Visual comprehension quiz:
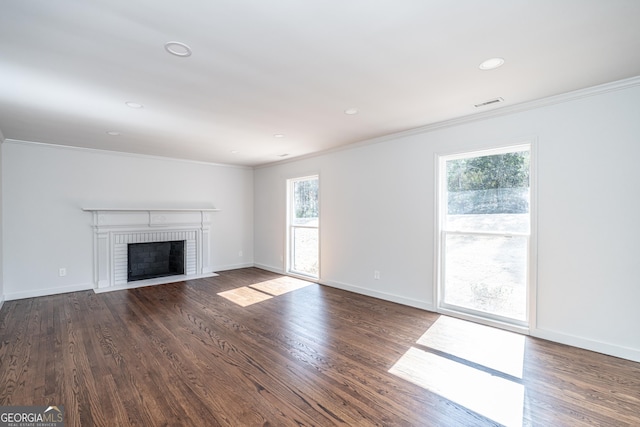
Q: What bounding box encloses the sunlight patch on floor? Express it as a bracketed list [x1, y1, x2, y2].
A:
[218, 277, 313, 307]
[250, 278, 312, 296]
[389, 316, 527, 427]
[217, 287, 273, 307]
[390, 346, 524, 427]
[417, 316, 525, 378]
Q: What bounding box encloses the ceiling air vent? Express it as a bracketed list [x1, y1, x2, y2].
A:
[474, 97, 504, 108]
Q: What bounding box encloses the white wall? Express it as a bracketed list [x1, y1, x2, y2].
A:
[254, 81, 640, 362]
[0, 131, 4, 308]
[2, 141, 253, 300]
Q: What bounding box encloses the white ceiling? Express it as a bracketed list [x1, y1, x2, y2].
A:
[1, 1, 639, 167]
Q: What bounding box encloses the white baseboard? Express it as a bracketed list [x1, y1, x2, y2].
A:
[253, 263, 285, 275]
[93, 272, 219, 294]
[320, 279, 435, 312]
[5, 282, 94, 301]
[212, 262, 255, 272]
[251, 264, 435, 311]
[5, 266, 637, 363]
[531, 327, 640, 363]
[318, 275, 640, 363]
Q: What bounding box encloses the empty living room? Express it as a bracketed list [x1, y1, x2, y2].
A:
[1, 1, 639, 426]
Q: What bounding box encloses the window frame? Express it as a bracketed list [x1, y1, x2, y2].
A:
[286, 174, 320, 279]
[434, 141, 537, 333]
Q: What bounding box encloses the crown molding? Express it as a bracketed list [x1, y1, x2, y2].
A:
[255, 75, 640, 169]
[401, 75, 640, 136]
[2, 139, 253, 170]
[5, 75, 639, 171]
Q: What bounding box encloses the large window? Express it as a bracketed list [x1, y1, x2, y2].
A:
[438, 144, 532, 327]
[287, 175, 319, 278]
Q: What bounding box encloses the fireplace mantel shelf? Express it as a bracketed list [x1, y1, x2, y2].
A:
[82, 208, 220, 212]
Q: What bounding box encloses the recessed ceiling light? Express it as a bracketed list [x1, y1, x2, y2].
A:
[164, 41, 192, 57]
[106, 131, 121, 136]
[344, 107, 359, 115]
[125, 101, 143, 109]
[479, 57, 505, 70]
[273, 134, 285, 138]
[230, 150, 239, 154]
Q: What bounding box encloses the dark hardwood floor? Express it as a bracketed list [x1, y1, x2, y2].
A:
[1, 268, 639, 426]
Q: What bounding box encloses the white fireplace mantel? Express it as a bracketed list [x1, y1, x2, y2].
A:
[83, 207, 220, 292]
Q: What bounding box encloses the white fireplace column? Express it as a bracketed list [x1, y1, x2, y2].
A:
[83, 208, 220, 292]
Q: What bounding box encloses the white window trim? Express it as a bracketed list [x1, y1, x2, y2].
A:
[286, 174, 320, 280]
[433, 139, 538, 334]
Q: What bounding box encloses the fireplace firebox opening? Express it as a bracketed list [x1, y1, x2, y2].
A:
[127, 240, 185, 282]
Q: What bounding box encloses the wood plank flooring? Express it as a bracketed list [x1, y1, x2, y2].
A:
[1, 268, 639, 426]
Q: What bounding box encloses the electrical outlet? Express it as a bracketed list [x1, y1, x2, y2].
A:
[239, 250, 243, 257]
[374, 270, 380, 280]
[59, 268, 67, 277]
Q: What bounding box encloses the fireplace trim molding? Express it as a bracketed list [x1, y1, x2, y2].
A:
[83, 208, 220, 293]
